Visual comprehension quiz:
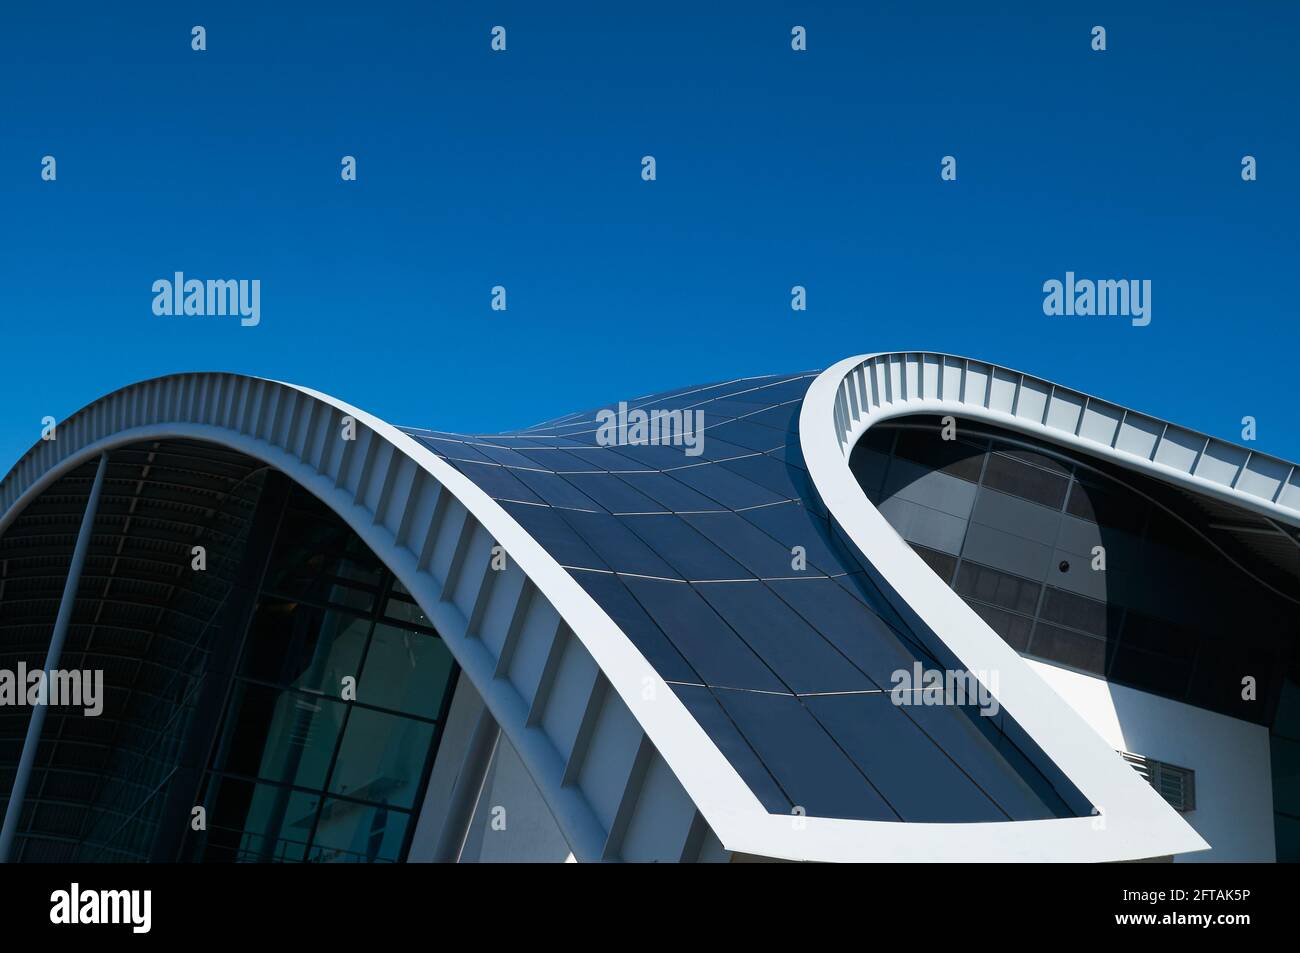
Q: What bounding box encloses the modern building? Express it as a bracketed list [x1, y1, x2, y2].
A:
[0, 352, 1295, 863]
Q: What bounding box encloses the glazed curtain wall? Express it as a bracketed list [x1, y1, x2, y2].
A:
[0, 448, 459, 863]
[183, 481, 459, 863]
[852, 417, 1297, 726]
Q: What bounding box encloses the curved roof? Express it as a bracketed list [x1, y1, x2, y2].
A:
[398, 373, 1091, 829]
[5, 353, 1278, 861]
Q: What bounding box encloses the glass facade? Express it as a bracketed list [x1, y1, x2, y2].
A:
[184, 482, 458, 863]
[10, 380, 1292, 859]
[853, 416, 1297, 726]
[854, 415, 1300, 861]
[0, 444, 459, 863]
[0, 443, 277, 862]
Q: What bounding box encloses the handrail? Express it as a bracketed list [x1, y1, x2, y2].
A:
[820, 351, 1299, 528]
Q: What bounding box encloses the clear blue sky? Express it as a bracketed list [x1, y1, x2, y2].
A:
[2, 2, 1296, 471]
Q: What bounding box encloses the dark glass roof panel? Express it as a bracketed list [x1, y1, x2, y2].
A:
[619, 576, 784, 693]
[389, 372, 1092, 824]
[620, 513, 752, 581]
[693, 581, 875, 694]
[802, 693, 1008, 822]
[709, 687, 899, 822]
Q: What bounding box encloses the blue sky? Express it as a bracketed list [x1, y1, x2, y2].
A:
[2, 2, 1296, 470]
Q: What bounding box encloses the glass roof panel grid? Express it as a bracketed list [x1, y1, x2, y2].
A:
[590, 442, 704, 471]
[692, 580, 877, 694]
[898, 702, 1070, 821]
[508, 447, 607, 473]
[803, 693, 1010, 823]
[765, 442, 811, 472]
[708, 686, 900, 822]
[669, 684, 791, 813]
[660, 436, 763, 465]
[664, 462, 787, 510]
[558, 472, 671, 514]
[736, 402, 803, 435]
[738, 500, 859, 574]
[442, 459, 546, 506]
[619, 575, 786, 693]
[718, 452, 819, 503]
[497, 501, 611, 572]
[610, 471, 728, 513]
[766, 577, 938, 685]
[508, 468, 605, 511]
[408, 434, 497, 464]
[453, 442, 549, 470]
[679, 511, 823, 580]
[395, 378, 1108, 829]
[618, 513, 754, 581]
[700, 418, 796, 452]
[664, 397, 776, 418]
[570, 570, 699, 684]
[552, 509, 685, 579]
[557, 444, 679, 472]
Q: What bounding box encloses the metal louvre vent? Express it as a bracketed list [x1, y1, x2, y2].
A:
[1121, 751, 1196, 812]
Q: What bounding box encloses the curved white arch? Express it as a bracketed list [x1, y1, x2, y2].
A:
[0, 374, 757, 862]
[812, 352, 1300, 528]
[798, 351, 1300, 862]
[0, 367, 1220, 861]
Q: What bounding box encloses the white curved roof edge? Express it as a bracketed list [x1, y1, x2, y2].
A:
[0, 375, 758, 862]
[0, 369, 1215, 862]
[800, 351, 1300, 863]
[824, 351, 1300, 529]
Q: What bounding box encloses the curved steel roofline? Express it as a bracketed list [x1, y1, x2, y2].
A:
[820, 352, 1300, 529]
[0, 373, 764, 862]
[800, 351, 1297, 862]
[0, 365, 1221, 861]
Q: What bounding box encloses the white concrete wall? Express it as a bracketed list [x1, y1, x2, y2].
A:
[460, 735, 573, 863]
[1029, 660, 1276, 862]
[408, 675, 573, 863]
[406, 674, 490, 862]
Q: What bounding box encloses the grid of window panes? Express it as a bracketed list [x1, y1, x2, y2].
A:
[186, 484, 457, 863]
[400, 376, 1092, 825]
[853, 418, 1294, 725]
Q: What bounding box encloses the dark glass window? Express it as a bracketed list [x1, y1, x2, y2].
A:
[858, 426, 895, 455]
[968, 602, 1034, 652]
[1028, 622, 1108, 675]
[1000, 447, 1069, 476]
[186, 483, 458, 863]
[357, 624, 454, 719]
[261, 520, 383, 614]
[893, 429, 985, 483]
[955, 561, 1040, 616]
[1108, 647, 1193, 697]
[216, 682, 346, 790]
[382, 591, 434, 630]
[1118, 612, 1199, 661]
[201, 777, 320, 863]
[309, 798, 410, 863]
[856, 416, 1296, 736]
[239, 602, 370, 694]
[1065, 478, 1147, 534]
[327, 708, 437, 809]
[981, 452, 1069, 510]
[1039, 587, 1115, 638]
